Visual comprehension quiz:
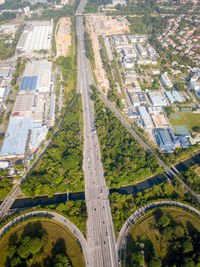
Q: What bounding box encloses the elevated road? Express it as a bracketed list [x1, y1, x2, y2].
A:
[76, 7, 118, 267]
[0, 210, 89, 265]
[116, 200, 200, 263]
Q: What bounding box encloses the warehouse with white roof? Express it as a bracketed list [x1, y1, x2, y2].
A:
[138, 106, 153, 129]
[16, 21, 53, 56]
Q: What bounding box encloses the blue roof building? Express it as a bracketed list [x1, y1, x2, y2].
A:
[154, 128, 175, 152]
[165, 91, 184, 103]
[20, 76, 38, 91]
[178, 136, 190, 149]
[0, 117, 32, 157]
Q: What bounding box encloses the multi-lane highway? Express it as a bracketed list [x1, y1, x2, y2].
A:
[76, 5, 118, 266]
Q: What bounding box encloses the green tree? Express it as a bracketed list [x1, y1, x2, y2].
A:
[10, 256, 21, 267]
[158, 215, 170, 228]
[17, 236, 31, 258]
[174, 225, 185, 238]
[53, 253, 69, 267]
[192, 126, 200, 132]
[182, 239, 193, 254]
[149, 257, 162, 267]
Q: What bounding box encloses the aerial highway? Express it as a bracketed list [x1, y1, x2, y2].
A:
[0, 210, 90, 265]
[76, 3, 118, 265]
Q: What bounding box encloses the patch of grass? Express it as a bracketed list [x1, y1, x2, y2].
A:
[0, 219, 85, 267]
[126, 208, 200, 267]
[169, 112, 200, 133]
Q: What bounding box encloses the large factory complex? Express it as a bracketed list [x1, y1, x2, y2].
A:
[0, 18, 56, 163]
[16, 20, 53, 56]
[0, 59, 55, 161]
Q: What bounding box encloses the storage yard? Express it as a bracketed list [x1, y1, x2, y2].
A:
[0, 60, 55, 161]
[55, 17, 71, 57]
[16, 21, 53, 56]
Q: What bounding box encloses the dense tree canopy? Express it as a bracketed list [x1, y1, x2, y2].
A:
[6, 221, 70, 267]
[21, 96, 84, 197]
[126, 209, 200, 267]
[93, 97, 162, 188]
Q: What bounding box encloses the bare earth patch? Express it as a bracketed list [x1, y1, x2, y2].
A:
[86, 15, 130, 93]
[61, 0, 70, 5]
[56, 17, 72, 58]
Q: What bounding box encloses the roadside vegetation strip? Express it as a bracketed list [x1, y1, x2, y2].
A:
[0, 219, 85, 267]
[84, 30, 95, 69]
[21, 95, 84, 197]
[0, 200, 87, 238]
[180, 167, 200, 194]
[0, 175, 12, 201]
[91, 91, 162, 189]
[124, 207, 200, 267]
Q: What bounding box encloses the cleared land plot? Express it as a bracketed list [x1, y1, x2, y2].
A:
[127, 208, 200, 266]
[56, 17, 71, 58]
[0, 219, 85, 267]
[169, 112, 200, 134]
[86, 15, 130, 93]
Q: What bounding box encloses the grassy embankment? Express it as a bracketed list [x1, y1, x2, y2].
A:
[125, 208, 200, 267]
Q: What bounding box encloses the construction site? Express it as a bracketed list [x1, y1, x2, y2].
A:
[86, 15, 130, 93]
[55, 17, 72, 57]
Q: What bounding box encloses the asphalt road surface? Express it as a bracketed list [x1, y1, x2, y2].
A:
[76, 9, 118, 267]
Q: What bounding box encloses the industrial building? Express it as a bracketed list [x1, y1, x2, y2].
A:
[136, 44, 147, 57]
[160, 72, 173, 88]
[20, 76, 38, 92]
[165, 91, 184, 103]
[138, 106, 153, 129]
[112, 0, 126, 5]
[148, 106, 163, 114]
[22, 60, 52, 93]
[16, 21, 53, 56]
[129, 92, 147, 107]
[190, 72, 200, 90]
[195, 91, 200, 100]
[154, 128, 175, 152]
[148, 91, 167, 106]
[147, 46, 157, 57]
[122, 47, 138, 58]
[123, 57, 134, 69]
[0, 117, 33, 159]
[151, 114, 169, 128]
[127, 35, 147, 44]
[0, 60, 55, 162]
[128, 109, 138, 119]
[0, 87, 6, 103]
[0, 62, 12, 78]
